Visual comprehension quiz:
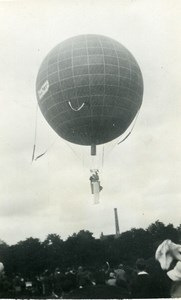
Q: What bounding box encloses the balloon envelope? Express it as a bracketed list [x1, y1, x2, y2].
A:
[36, 35, 143, 146]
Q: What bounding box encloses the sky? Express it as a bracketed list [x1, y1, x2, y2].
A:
[0, 0, 180, 245]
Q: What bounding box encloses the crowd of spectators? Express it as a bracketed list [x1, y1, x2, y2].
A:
[0, 258, 173, 298]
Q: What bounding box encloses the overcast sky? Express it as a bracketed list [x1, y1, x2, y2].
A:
[0, 0, 180, 245]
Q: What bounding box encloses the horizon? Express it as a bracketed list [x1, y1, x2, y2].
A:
[0, 218, 179, 246]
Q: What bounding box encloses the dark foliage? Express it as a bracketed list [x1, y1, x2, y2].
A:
[0, 220, 180, 277]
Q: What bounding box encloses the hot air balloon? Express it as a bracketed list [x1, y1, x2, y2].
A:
[36, 34, 143, 200]
[36, 34, 143, 155]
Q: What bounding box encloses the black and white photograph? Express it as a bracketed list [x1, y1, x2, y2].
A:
[0, 0, 181, 298]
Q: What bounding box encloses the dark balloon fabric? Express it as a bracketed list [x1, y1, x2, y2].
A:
[36, 35, 143, 146]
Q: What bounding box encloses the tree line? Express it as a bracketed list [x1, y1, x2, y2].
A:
[0, 220, 180, 278]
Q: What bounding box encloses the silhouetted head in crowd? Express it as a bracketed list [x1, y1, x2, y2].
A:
[136, 258, 147, 272]
[118, 263, 124, 269]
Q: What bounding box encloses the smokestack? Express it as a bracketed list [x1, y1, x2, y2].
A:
[114, 208, 120, 236]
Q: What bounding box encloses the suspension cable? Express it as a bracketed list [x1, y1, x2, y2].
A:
[117, 109, 140, 145]
[32, 104, 57, 162]
[32, 103, 39, 162]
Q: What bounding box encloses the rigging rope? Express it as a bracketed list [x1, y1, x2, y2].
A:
[62, 140, 83, 163]
[32, 104, 56, 162]
[102, 108, 141, 159]
[32, 104, 38, 162]
[117, 131, 132, 145]
[117, 108, 140, 145]
[34, 141, 56, 161]
[32, 105, 86, 165]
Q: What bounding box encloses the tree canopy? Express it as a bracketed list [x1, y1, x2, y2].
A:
[0, 220, 180, 277]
